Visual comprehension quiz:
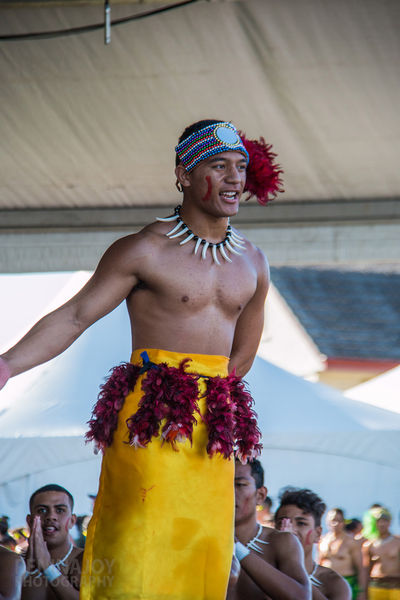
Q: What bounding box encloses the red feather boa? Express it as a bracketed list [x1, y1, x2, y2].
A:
[85, 363, 141, 452]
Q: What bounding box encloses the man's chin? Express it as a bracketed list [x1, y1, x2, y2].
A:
[218, 201, 240, 217]
[42, 532, 61, 546]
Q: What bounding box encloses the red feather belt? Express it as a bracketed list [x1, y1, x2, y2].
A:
[86, 354, 262, 463]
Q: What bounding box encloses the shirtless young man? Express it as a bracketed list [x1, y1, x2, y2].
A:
[362, 508, 400, 600]
[227, 460, 311, 600]
[22, 485, 83, 600]
[0, 120, 282, 600]
[319, 509, 366, 600]
[275, 487, 351, 600]
[0, 545, 25, 600]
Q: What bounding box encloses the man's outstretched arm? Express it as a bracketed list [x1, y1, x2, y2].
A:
[228, 248, 269, 377]
[0, 235, 141, 386]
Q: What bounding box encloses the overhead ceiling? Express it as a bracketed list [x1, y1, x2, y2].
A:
[1, 0, 399, 212]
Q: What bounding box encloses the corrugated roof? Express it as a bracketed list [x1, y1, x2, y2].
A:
[270, 266, 400, 361]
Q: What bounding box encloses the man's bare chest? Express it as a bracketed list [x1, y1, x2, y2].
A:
[138, 249, 257, 315]
[372, 540, 400, 562]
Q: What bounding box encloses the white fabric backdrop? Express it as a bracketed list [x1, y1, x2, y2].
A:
[1, 273, 399, 529]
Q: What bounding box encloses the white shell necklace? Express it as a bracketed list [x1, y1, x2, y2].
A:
[245, 523, 269, 554]
[26, 542, 74, 579]
[309, 561, 322, 587]
[156, 205, 246, 265]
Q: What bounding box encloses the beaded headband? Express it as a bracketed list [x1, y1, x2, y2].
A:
[175, 122, 249, 173]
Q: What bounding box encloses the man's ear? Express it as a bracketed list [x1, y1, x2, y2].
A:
[26, 514, 32, 530]
[314, 525, 322, 543]
[69, 514, 77, 529]
[256, 486, 268, 506]
[175, 164, 191, 189]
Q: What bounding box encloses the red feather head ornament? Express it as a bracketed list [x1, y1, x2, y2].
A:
[239, 132, 284, 206]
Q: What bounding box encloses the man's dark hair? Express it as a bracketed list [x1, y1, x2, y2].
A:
[277, 487, 327, 527]
[175, 119, 223, 166]
[29, 484, 74, 512]
[242, 458, 264, 489]
[235, 458, 264, 489]
[262, 496, 273, 510]
[0, 515, 9, 535]
[345, 518, 362, 533]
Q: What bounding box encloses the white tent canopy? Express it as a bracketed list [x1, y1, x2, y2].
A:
[247, 357, 400, 532]
[345, 366, 400, 414]
[1, 0, 400, 210]
[1, 274, 400, 529]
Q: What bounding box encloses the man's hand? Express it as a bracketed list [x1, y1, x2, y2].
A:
[227, 554, 241, 590]
[0, 357, 11, 391]
[32, 516, 51, 572]
[278, 518, 294, 533]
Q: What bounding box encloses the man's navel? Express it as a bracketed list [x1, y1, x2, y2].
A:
[181, 295, 189, 303]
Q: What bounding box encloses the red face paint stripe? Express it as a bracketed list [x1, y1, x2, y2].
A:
[202, 176, 212, 202]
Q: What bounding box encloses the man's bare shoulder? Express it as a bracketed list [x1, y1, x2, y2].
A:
[106, 222, 165, 253]
[98, 222, 168, 272]
[264, 526, 302, 555]
[232, 227, 269, 285]
[69, 546, 84, 563]
[0, 545, 25, 571]
[233, 227, 268, 261]
[320, 532, 334, 546]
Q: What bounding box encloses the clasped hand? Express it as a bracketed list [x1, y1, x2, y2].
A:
[26, 516, 52, 573]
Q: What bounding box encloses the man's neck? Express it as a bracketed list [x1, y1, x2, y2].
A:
[235, 518, 260, 546]
[180, 202, 229, 243]
[49, 540, 72, 563]
[378, 532, 392, 540]
[304, 549, 314, 574]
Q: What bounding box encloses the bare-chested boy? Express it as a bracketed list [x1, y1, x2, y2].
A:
[362, 507, 400, 600]
[227, 459, 311, 600]
[22, 484, 83, 600]
[275, 487, 351, 600]
[0, 120, 283, 600]
[319, 508, 366, 600]
[0, 545, 25, 600]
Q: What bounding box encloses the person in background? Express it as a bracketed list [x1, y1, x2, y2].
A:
[227, 459, 310, 600]
[0, 515, 17, 551]
[22, 484, 83, 600]
[275, 487, 351, 600]
[0, 545, 25, 600]
[362, 504, 383, 542]
[11, 527, 30, 554]
[362, 507, 400, 600]
[257, 496, 274, 528]
[345, 519, 366, 548]
[319, 508, 366, 600]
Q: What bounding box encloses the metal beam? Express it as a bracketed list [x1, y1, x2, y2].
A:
[1, 198, 399, 233]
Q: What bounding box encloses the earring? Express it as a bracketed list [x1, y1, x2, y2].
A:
[175, 180, 183, 193]
[256, 505, 263, 512]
